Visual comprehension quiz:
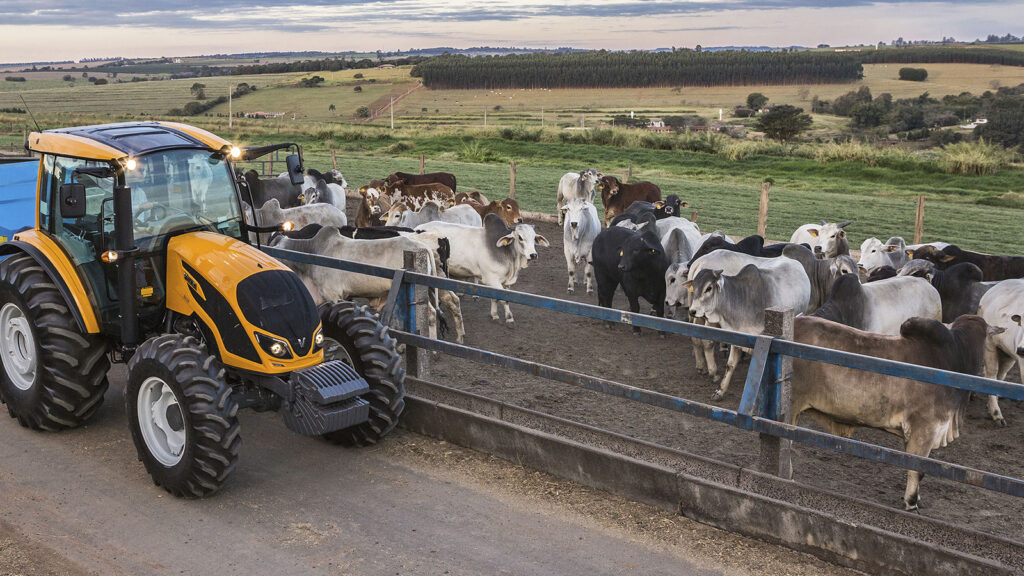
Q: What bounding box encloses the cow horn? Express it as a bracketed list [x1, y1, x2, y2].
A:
[838, 220, 854, 228]
[820, 219, 827, 226]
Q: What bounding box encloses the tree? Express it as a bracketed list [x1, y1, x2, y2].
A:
[976, 95, 1024, 149]
[899, 67, 928, 81]
[356, 106, 370, 118]
[190, 82, 206, 100]
[850, 101, 887, 128]
[746, 92, 769, 110]
[755, 105, 812, 140]
[62, 74, 73, 82]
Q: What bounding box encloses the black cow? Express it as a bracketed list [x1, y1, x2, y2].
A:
[592, 225, 670, 335]
[609, 195, 690, 228]
[687, 234, 806, 269]
[898, 260, 993, 323]
[911, 244, 1024, 281]
[865, 265, 898, 282]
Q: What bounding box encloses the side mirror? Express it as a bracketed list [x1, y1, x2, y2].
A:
[59, 183, 87, 219]
[285, 154, 304, 186]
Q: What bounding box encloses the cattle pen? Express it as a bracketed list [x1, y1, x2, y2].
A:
[262, 243, 1024, 575]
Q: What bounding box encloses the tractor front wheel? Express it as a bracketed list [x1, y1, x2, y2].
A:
[320, 301, 405, 447]
[126, 334, 241, 497]
[0, 253, 110, 430]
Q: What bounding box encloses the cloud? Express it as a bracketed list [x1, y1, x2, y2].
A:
[0, 0, 1012, 30]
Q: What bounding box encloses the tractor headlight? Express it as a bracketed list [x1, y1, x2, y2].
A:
[230, 146, 242, 159]
[314, 329, 324, 348]
[255, 332, 293, 359]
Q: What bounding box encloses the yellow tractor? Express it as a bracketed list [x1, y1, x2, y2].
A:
[0, 122, 404, 496]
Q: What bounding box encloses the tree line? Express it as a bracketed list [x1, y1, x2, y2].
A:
[229, 56, 427, 76]
[410, 51, 864, 89]
[856, 46, 1024, 66]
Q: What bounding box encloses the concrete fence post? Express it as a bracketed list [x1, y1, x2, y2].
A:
[402, 250, 431, 379]
[759, 307, 793, 479]
[419, 154, 425, 174]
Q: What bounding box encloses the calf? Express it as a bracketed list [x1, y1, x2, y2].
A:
[465, 197, 523, 227]
[592, 225, 670, 335]
[304, 179, 346, 212]
[977, 279, 1024, 425]
[810, 274, 941, 335]
[686, 259, 811, 399]
[354, 186, 391, 228]
[556, 169, 601, 225]
[417, 214, 548, 324]
[560, 198, 600, 294]
[910, 244, 1024, 281]
[789, 220, 853, 258]
[792, 315, 1002, 510]
[387, 171, 457, 192]
[384, 180, 456, 207]
[782, 244, 858, 313]
[598, 176, 661, 227]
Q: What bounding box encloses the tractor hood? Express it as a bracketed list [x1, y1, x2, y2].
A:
[165, 231, 322, 373]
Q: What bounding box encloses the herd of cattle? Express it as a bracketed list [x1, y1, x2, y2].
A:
[238, 165, 1024, 511]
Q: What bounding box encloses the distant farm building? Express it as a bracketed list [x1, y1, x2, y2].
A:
[648, 118, 671, 131]
[245, 111, 286, 119]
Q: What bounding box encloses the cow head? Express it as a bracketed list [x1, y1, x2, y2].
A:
[908, 244, 946, 265]
[830, 254, 858, 279]
[385, 200, 410, 226]
[654, 195, 687, 218]
[685, 268, 725, 324]
[500, 198, 522, 225]
[810, 221, 853, 259]
[664, 263, 690, 310]
[599, 175, 620, 198]
[563, 198, 594, 241]
[496, 222, 549, 267]
[617, 231, 663, 273]
[857, 237, 904, 272]
[897, 258, 936, 282]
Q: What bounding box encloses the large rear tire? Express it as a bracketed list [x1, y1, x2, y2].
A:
[320, 302, 405, 447]
[126, 334, 241, 497]
[0, 253, 109, 430]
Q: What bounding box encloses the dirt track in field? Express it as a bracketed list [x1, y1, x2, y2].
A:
[342, 200, 1024, 541]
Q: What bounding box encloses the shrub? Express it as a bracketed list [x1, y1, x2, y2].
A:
[355, 106, 370, 118]
[93, 78, 108, 85]
[899, 67, 928, 81]
[941, 139, 1017, 175]
[456, 140, 503, 163]
[354, 73, 364, 79]
[4, 76, 26, 82]
[733, 107, 755, 118]
[315, 130, 334, 142]
[746, 92, 768, 110]
[385, 141, 415, 153]
[353, 85, 362, 92]
[498, 126, 542, 142]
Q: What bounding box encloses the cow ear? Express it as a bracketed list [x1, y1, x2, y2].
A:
[940, 254, 956, 263]
[838, 230, 846, 238]
[535, 235, 550, 247]
[1012, 314, 1021, 326]
[683, 280, 693, 293]
[905, 249, 914, 258]
[808, 229, 819, 238]
[654, 201, 665, 209]
[989, 325, 1007, 336]
[496, 234, 515, 248]
[883, 244, 897, 252]
[680, 201, 690, 208]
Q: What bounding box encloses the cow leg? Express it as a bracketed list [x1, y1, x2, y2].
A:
[490, 299, 501, 322]
[626, 292, 642, 335]
[595, 271, 617, 329]
[902, 429, 937, 511]
[502, 299, 514, 325]
[583, 258, 595, 295]
[713, 345, 746, 400]
[439, 290, 465, 344]
[565, 256, 576, 294]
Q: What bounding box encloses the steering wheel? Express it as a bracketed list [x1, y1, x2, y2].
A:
[134, 202, 167, 228]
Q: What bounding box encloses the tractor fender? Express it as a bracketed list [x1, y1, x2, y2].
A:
[0, 234, 99, 334]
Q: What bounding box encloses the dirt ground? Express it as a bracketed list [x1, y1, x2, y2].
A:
[340, 203, 1024, 541]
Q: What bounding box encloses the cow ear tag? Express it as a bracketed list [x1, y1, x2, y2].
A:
[688, 284, 694, 293]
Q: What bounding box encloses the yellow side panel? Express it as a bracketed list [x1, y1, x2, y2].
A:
[10, 230, 101, 333]
[27, 132, 125, 162]
[165, 232, 322, 374]
[157, 122, 231, 152]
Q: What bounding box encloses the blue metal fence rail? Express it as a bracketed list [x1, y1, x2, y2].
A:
[262, 245, 1024, 499]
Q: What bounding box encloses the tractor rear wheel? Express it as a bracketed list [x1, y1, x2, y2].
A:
[320, 301, 405, 447]
[0, 253, 110, 430]
[126, 334, 241, 497]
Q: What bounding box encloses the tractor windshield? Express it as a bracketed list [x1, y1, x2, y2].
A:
[127, 149, 243, 248]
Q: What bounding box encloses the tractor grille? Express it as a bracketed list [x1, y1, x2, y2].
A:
[282, 361, 371, 436]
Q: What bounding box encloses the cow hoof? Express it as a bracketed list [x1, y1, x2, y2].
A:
[657, 332, 666, 340]
[994, 416, 1007, 427]
[586, 288, 594, 295]
[712, 390, 725, 401]
[695, 367, 708, 376]
[567, 287, 575, 295]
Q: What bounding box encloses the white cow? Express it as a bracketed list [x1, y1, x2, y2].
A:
[417, 214, 549, 324]
[789, 220, 853, 258]
[556, 169, 601, 225]
[977, 279, 1024, 426]
[388, 202, 481, 228]
[560, 198, 600, 294]
[252, 198, 347, 243]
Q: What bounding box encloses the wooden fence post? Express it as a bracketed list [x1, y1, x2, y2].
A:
[624, 161, 632, 183]
[419, 154, 425, 174]
[760, 307, 794, 480]
[509, 160, 517, 199]
[914, 195, 925, 245]
[402, 250, 431, 379]
[757, 179, 772, 239]
[691, 210, 698, 223]
[331, 149, 338, 171]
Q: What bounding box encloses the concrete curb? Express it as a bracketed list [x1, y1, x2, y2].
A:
[401, 379, 1022, 576]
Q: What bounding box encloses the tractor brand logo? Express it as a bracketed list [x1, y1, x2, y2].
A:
[183, 270, 205, 301]
[297, 337, 307, 349]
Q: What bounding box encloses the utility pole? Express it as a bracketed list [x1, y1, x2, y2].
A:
[228, 86, 233, 128]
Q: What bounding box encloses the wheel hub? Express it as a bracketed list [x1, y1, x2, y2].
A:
[0, 303, 37, 391]
[137, 377, 186, 467]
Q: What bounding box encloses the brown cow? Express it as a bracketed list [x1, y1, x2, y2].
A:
[598, 176, 661, 227]
[909, 244, 1024, 282]
[387, 171, 457, 192]
[792, 314, 1003, 510]
[384, 180, 456, 207]
[354, 187, 391, 227]
[461, 197, 522, 226]
[454, 191, 490, 206]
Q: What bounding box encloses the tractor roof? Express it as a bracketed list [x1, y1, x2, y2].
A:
[27, 122, 232, 162]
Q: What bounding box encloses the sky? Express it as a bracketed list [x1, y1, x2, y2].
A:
[0, 0, 1022, 63]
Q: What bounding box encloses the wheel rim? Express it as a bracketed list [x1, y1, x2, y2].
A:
[0, 303, 37, 391]
[137, 377, 186, 467]
[322, 337, 355, 367]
